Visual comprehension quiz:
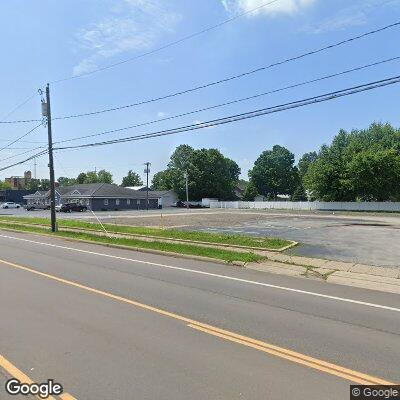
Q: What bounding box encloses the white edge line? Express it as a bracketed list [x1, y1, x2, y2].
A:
[0, 233, 399, 313]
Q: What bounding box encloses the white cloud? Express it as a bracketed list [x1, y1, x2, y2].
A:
[73, 0, 181, 76]
[306, 11, 367, 34]
[305, 0, 400, 34]
[157, 111, 169, 118]
[221, 0, 317, 17]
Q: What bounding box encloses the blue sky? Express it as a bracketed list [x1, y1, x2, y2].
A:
[1, 0, 400, 184]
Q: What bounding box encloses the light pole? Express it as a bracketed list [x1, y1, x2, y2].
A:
[144, 162, 151, 210]
[183, 171, 189, 210]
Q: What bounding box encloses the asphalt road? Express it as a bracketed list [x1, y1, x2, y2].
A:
[2, 208, 399, 267]
[0, 230, 399, 399]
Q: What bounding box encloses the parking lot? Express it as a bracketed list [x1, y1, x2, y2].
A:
[1, 207, 399, 267]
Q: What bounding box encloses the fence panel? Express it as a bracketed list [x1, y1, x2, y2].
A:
[209, 201, 400, 212]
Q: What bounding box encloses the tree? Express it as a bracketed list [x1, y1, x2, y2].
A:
[249, 145, 298, 199]
[76, 172, 87, 184]
[151, 169, 176, 190]
[242, 181, 258, 201]
[304, 130, 354, 201]
[347, 149, 400, 201]
[84, 171, 99, 183]
[37, 179, 50, 190]
[168, 144, 194, 171]
[186, 148, 240, 200]
[97, 169, 113, 184]
[121, 170, 143, 187]
[58, 177, 76, 186]
[291, 183, 307, 201]
[76, 170, 113, 184]
[298, 152, 318, 179]
[304, 123, 400, 201]
[0, 180, 11, 190]
[292, 151, 318, 201]
[151, 145, 240, 200]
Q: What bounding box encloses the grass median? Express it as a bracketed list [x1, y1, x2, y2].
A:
[0, 221, 265, 263]
[0, 216, 292, 250]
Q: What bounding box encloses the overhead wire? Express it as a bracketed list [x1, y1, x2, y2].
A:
[54, 56, 400, 145]
[0, 146, 47, 163]
[4, 76, 400, 173]
[53, 75, 400, 151]
[0, 91, 37, 122]
[50, 0, 282, 83]
[0, 149, 48, 173]
[0, 123, 43, 153]
[51, 21, 400, 121]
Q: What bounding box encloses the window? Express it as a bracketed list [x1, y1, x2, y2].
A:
[116, 199, 120, 205]
[104, 199, 108, 205]
[127, 199, 130, 205]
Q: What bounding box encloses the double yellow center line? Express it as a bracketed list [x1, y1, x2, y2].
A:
[0, 257, 395, 388]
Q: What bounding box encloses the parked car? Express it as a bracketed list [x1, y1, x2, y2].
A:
[60, 203, 87, 212]
[55, 204, 62, 212]
[25, 204, 50, 211]
[1, 202, 21, 209]
[174, 200, 202, 208]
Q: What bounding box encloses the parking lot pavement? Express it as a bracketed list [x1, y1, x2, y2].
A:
[1, 208, 399, 267]
[191, 220, 399, 267]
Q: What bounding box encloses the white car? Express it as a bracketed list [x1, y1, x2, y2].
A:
[1, 202, 21, 209]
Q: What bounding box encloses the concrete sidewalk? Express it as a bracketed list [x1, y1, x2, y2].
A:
[247, 252, 400, 294]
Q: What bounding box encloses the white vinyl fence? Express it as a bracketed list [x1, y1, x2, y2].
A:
[209, 201, 400, 212]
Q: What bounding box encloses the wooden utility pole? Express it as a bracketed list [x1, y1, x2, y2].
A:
[45, 84, 57, 232]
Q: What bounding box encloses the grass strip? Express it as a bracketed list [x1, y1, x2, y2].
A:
[0, 221, 264, 263]
[0, 216, 291, 250]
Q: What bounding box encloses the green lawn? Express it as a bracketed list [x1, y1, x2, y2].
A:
[0, 216, 292, 250]
[0, 221, 265, 263]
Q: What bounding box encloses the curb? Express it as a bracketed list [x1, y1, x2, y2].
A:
[0, 219, 296, 252]
[245, 260, 400, 295]
[0, 226, 247, 267]
[0, 226, 398, 295]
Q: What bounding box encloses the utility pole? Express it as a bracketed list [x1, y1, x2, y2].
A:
[144, 162, 151, 211]
[33, 157, 37, 180]
[44, 84, 57, 232]
[184, 171, 189, 210]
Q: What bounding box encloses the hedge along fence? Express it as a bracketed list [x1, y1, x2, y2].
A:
[210, 201, 400, 212]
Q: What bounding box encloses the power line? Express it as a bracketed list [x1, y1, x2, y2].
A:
[0, 123, 43, 153]
[0, 146, 46, 163]
[54, 75, 400, 152]
[0, 149, 48, 173]
[54, 56, 400, 145]
[0, 139, 46, 144]
[50, 0, 281, 84]
[52, 21, 400, 121]
[0, 117, 41, 124]
[5, 75, 398, 175]
[0, 91, 37, 122]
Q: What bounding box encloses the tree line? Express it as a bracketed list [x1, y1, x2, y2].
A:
[151, 123, 400, 202]
[1, 123, 398, 202]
